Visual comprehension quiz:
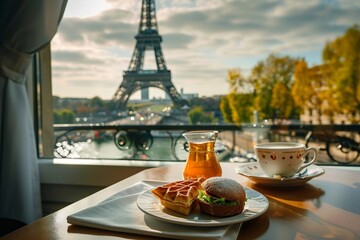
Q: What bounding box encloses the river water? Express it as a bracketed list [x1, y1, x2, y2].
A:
[55, 135, 189, 161]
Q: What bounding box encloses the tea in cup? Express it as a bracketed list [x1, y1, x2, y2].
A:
[182, 131, 222, 179]
[254, 142, 318, 178]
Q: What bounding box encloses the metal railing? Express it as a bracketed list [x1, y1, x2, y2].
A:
[52, 123, 360, 165]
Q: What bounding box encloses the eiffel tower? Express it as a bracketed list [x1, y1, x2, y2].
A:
[113, 0, 187, 111]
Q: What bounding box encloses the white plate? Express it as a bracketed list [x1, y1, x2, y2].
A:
[235, 163, 325, 187]
[136, 187, 268, 227]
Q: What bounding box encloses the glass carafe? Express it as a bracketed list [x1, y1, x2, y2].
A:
[182, 130, 222, 179]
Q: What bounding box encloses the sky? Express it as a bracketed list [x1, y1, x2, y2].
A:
[51, 0, 360, 100]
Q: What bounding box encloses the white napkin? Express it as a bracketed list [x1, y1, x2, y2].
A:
[67, 180, 241, 240]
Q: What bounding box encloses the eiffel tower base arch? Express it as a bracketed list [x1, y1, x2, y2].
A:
[113, 70, 188, 111]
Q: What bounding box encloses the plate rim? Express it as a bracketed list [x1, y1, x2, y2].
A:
[235, 162, 325, 186]
[136, 186, 269, 227]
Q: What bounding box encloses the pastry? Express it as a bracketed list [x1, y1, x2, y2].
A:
[151, 178, 204, 215]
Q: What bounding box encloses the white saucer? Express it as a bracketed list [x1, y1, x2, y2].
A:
[235, 163, 325, 187]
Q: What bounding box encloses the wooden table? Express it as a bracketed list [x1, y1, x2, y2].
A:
[3, 163, 360, 239]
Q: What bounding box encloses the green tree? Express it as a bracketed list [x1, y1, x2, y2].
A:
[53, 111, 60, 124]
[189, 96, 221, 112]
[54, 109, 76, 124]
[250, 54, 299, 121]
[322, 25, 360, 123]
[88, 96, 104, 109]
[188, 107, 216, 124]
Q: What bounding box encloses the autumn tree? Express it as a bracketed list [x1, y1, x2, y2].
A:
[271, 82, 298, 119]
[250, 54, 299, 121]
[322, 25, 360, 123]
[227, 93, 254, 124]
[226, 68, 253, 93]
[220, 68, 255, 124]
[219, 96, 233, 123]
[292, 60, 322, 122]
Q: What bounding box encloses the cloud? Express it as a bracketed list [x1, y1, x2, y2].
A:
[162, 33, 194, 49]
[57, 8, 136, 48]
[52, 0, 360, 99]
[52, 50, 103, 64]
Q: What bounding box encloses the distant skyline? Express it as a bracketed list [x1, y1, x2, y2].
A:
[51, 0, 360, 100]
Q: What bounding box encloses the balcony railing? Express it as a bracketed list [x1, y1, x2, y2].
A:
[52, 124, 360, 166]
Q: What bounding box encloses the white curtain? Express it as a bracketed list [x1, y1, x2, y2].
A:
[0, 0, 67, 223]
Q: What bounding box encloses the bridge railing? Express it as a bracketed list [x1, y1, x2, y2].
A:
[51, 124, 360, 165]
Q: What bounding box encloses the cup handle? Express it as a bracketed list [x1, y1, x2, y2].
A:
[297, 147, 318, 173]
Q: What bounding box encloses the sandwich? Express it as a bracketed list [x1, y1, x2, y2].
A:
[151, 178, 204, 215]
[198, 177, 246, 217]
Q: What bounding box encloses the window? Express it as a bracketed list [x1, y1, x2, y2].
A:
[36, 0, 360, 165]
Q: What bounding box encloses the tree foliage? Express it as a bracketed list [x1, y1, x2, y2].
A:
[220, 54, 299, 124]
[227, 93, 254, 124]
[271, 81, 298, 119]
[188, 106, 217, 124]
[292, 25, 360, 123]
[189, 96, 221, 111]
[322, 25, 360, 122]
[219, 96, 233, 123]
[88, 96, 105, 108]
[220, 68, 256, 124]
[292, 60, 332, 123]
[292, 60, 313, 111]
[250, 54, 299, 121]
[54, 109, 76, 124]
[226, 68, 253, 93]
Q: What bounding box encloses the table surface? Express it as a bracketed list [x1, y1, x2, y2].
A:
[3, 163, 360, 240]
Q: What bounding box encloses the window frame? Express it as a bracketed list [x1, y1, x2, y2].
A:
[32, 45, 55, 158]
[32, 45, 360, 166]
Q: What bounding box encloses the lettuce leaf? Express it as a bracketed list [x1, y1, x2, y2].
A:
[198, 190, 239, 206]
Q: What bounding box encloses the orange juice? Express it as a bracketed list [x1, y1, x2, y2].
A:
[182, 141, 222, 179]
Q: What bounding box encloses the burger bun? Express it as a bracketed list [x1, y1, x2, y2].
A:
[198, 177, 246, 217]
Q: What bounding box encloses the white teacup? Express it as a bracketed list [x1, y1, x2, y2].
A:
[254, 142, 318, 177]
